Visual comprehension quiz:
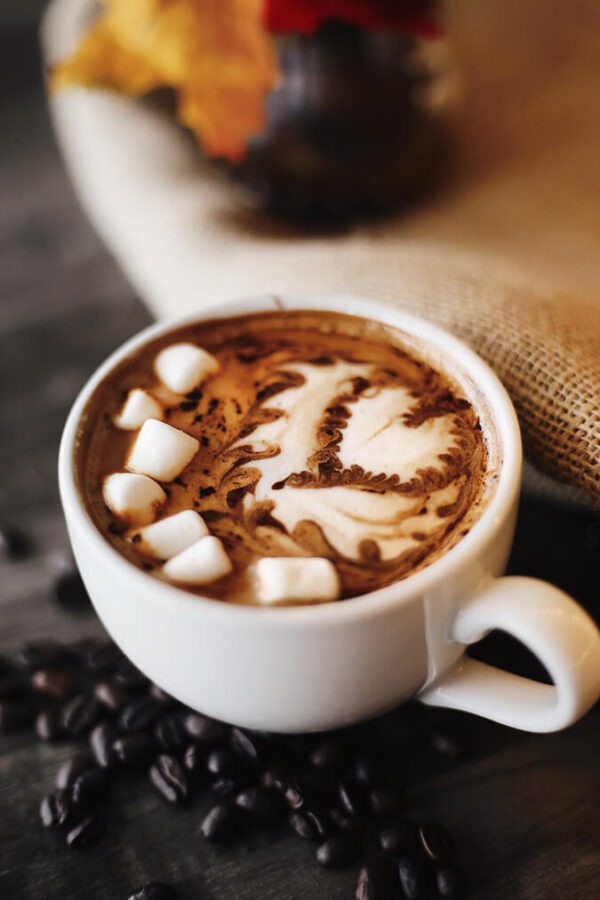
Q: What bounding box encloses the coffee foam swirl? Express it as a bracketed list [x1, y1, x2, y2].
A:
[219, 360, 478, 565]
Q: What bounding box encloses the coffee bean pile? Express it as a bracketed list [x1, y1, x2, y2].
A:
[0, 633, 471, 898]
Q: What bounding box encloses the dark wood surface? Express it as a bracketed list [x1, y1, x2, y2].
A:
[1, 26, 599, 900]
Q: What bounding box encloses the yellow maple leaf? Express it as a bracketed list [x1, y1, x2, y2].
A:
[51, 0, 277, 162]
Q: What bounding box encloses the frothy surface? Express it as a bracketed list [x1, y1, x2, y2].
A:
[79, 310, 495, 603]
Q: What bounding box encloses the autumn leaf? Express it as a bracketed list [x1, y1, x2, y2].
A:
[51, 0, 278, 162]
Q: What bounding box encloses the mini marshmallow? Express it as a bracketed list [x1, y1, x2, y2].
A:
[126, 419, 199, 482]
[163, 535, 232, 585]
[102, 473, 166, 526]
[255, 557, 340, 606]
[131, 510, 209, 559]
[154, 342, 220, 394]
[114, 389, 163, 430]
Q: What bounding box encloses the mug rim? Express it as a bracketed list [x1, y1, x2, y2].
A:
[58, 292, 522, 627]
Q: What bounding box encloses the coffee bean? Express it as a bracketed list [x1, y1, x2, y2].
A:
[40, 791, 72, 828]
[280, 779, 305, 810]
[230, 727, 264, 766]
[183, 712, 227, 745]
[84, 641, 126, 675]
[66, 816, 104, 848]
[54, 570, 90, 610]
[113, 662, 149, 692]
[154, 713, 187, 751]
[149, 684, 179, 707]
[31, 668, 78, 701]
[355, 858, 399, 899]
[328, 806, 362, 834]
[149, 755, 188, 803]
[55, 753, 94, 790]
[310, 736, 349, 769]
[431, 729, 464, 762]
[378, 820, 418, 856]
[235, 786, 285, 820]
[120, 697, 163, 733]
[126, 884, 179, 900]
[66, 638, 108, 668]
[62, 693, 102, 736]
[71, 767, 108, 809]
[436, 865, 470, 899]
[200, 801, 243, 841]
[90, 721, 119, 769]
[351, 753, 379, 787]
[94, 679, 131, 713]
[0, 698, 31, 732]
[369, 782, 404, 818]
[183, 742, 204, 775]
[35, 707, 64, 741]
[316, 833, 359, 869]
[210, 777, 245, 797]
[206, 746, 243, 779]
[18, 640, 67, 670]
[0, 523, 32, 560]
[288, 809, 329, 841]
[113, 733, 156, 768]
[338, 778, 368, 818]
[418, 823, 455, 865]
[398, 854, 433, 900]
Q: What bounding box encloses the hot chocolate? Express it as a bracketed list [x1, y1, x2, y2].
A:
[76, 310, 497, 604]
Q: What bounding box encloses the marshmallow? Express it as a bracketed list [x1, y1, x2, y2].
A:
[103, 473, 166, 526]
[154, 343, 220, 394]
[126, 419, 199, 482]
[131, 510, 209, 559]
[163, 535, 232, 585]
[255, 557, 340, 606]
[114, 389, 162, 430]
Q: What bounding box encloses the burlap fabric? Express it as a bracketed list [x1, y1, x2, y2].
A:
[43, 0, 600, 506]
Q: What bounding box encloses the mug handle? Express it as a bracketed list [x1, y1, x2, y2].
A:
[418, 576, 600, 732]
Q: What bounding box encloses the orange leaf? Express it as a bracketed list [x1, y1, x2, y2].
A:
[51, 0, 277, 162]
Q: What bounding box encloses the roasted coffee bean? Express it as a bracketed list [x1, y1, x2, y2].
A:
[0, 698, 31, 732]
[369, 782, 404, 818]
[183, 712, 227, 745]
[280, 779, 305, 810]
[398, 854, 433, 900]
[310, 736, 349, 769]
[328, 806, 362, 834]
[66, 637, 108, 667]
[230, 727, 264, 766]
[378, 820, 418, 856]
[66, 816, 104, 848]
[0, 523, 31, 560]
[31, 668, 78, 701]
[113, 663, 149, 692]
[355, 858, 399, 900]
[71, 767, 108, 808]
[126, 884, 179, 900]
[149, 754, 188, 803]
[113, 733, 156, 768]
[235, 786, 285, 820]
[154, 713, 187, 751]
[200, 801, 243, 841]
[35, 707, 64, 741]
[18, 640, 67, 670]
[315, 833, 359, 869]
[260, 766, 287, 790]
[338, 778, 368, 818]
[206, 746, 243, 779]
[300, 770, 337, 806]
[182, 742, 204, 774]
[62, 694, 102, 736]
[149, 684, 178, 707]
[119, 696, 163, 733]
[351, 753, 379, 787]
[288, 809, 329, 841]
[90, 721, 119, 769]
[54, 570, 90, 610]
[94, 679, 131, 713]
[418, 823, 455, 865]
[84, 641, 126, 675]
[40, 790, 72, 828]
[436, 865, 470, 899]
[210, 777, 245, 797]
[55, 753, 94, 790]
[431, 729, 464, 761]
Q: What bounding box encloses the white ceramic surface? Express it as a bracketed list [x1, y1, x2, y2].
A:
[59, 294, 600, 732]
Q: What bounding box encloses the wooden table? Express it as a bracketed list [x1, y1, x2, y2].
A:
[1, 26, 599, 900]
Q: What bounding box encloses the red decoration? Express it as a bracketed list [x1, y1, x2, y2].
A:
[264, 0, 442, 38]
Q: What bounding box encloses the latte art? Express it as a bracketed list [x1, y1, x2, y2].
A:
[79, 310, 495, 604]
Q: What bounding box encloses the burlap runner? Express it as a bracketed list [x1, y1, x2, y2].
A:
[42, 0, 600, 506]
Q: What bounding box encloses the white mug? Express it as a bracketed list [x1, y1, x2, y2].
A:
[59, 294, 600, 733]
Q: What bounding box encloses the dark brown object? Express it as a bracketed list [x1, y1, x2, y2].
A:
[148, 755, 188, 804]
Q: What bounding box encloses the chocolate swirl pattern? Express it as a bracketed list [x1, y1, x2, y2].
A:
[80, 311, 492, 603]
